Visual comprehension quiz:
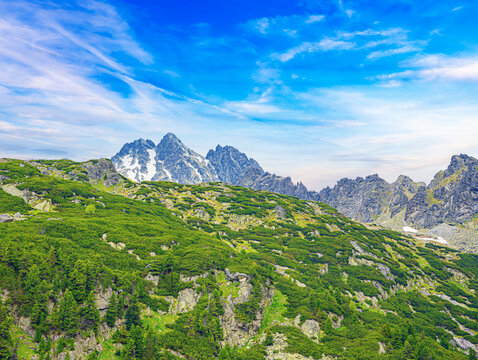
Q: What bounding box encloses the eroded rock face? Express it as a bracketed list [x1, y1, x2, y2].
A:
[317, 154, 478, 252]
[406, 154, 478, 228]
[225, 268, 251, 283]
[450, 336, 478, 354]
[318, 174, 422, 223]
[0, 214, 13, 223]
[237, 168, 315, 200]
[94, 286, 113, 316]
[1, 184, 51, 211]
[265, 332, 314, 360]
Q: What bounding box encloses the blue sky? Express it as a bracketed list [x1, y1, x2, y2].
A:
[1, 0, 478, 189]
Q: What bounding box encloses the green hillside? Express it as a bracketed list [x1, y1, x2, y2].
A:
[0, 158, 477, 360]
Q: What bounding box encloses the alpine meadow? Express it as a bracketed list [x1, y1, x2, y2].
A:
[1, 0, 478, 359]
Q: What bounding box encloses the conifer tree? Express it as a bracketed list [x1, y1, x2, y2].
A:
[57, 289, 79, 336]
[0, 302, 12, 360]
[80, 291, 100, 333]
[125, 299, 141, 331]
[105, 293, 117, 328]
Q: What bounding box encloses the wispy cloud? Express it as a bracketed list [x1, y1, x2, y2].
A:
[0, 0, 247, 159]
[243, 13, 325, 36]
[273, 39, 354, 62]
[378, 54, 478, 82]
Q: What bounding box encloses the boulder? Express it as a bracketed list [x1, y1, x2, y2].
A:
[0, 214, 13, 223]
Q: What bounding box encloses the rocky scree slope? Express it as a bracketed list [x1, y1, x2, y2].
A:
[0, 158, 477, 359]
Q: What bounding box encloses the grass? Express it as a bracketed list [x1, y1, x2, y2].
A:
[216, 272, 240, 298]
[141, 311, 178, 334]
[98, 337, 121, 360]
[11, 325, 37, 360]
[260, 290, 288, 330]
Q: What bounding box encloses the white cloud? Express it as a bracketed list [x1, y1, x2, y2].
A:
[305, 15, 325, 24]
[273, 39, 354, 62]
[0, 0, 246, 160]
[367, 45, 421, 59]
[379, 54, 478, 82]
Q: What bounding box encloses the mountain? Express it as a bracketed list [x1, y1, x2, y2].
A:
[237, 167, 317, 200]
[111, 138, 156, 182]
[406, 154, 478, 228]
[318, 154, 478, 253]
[152, 133, 218, 183]
[112, 136, 478, 253]
[112, 133, 218, 184]
[318, 174, 424, 223]
[206, 144, 263, 183]
[113, 134, 318, 200]
[1, 157, 477, 359]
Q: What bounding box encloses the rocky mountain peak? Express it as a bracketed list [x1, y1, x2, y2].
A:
[152, 134, 218, 184]
[206, 144, 263, 184]
[444, 154, 477, 178]
[111, 138, 157, 182]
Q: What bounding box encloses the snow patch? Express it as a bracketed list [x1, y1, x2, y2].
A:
[144, 149, 157, 181]
[163, 168, 172, 180]
[403, 226, 418, 233]
[416, 236, 449, 245]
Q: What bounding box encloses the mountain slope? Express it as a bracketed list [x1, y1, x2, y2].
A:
[0, 158, 477, 359]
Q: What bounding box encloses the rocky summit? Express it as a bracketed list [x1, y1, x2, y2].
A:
[113, 134, 318, 200]
[206, 144, 264, 184]
[111, 138, 156, 182]
[152, 133, 218, 183]
[112, 133, 218, 184]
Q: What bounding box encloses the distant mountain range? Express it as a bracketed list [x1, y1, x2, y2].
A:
[112, 134, 478, 253]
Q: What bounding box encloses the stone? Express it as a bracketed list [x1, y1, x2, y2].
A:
[94, 286, 113, 316]
[173, 288, 201, 314]
[0, 214, 13, 223]
[301, 319, 321, 341]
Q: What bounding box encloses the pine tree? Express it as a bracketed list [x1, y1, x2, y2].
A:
[130, 325, 144, 359]
[80, 291, 100, 333]
[105, 293, 117, 328]
[57, 289, 79, 336]
[142, 328, 158, 360]
[117, 294, 125, 319]
[469, 349, 477, 360]
[125, 299, 141, 331]
[324, 318, 333, 335]
[123, 338, 136, 360]
[0, 302, 13, 360]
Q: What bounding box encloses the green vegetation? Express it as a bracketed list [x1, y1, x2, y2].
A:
[0, 158, 476, 359]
